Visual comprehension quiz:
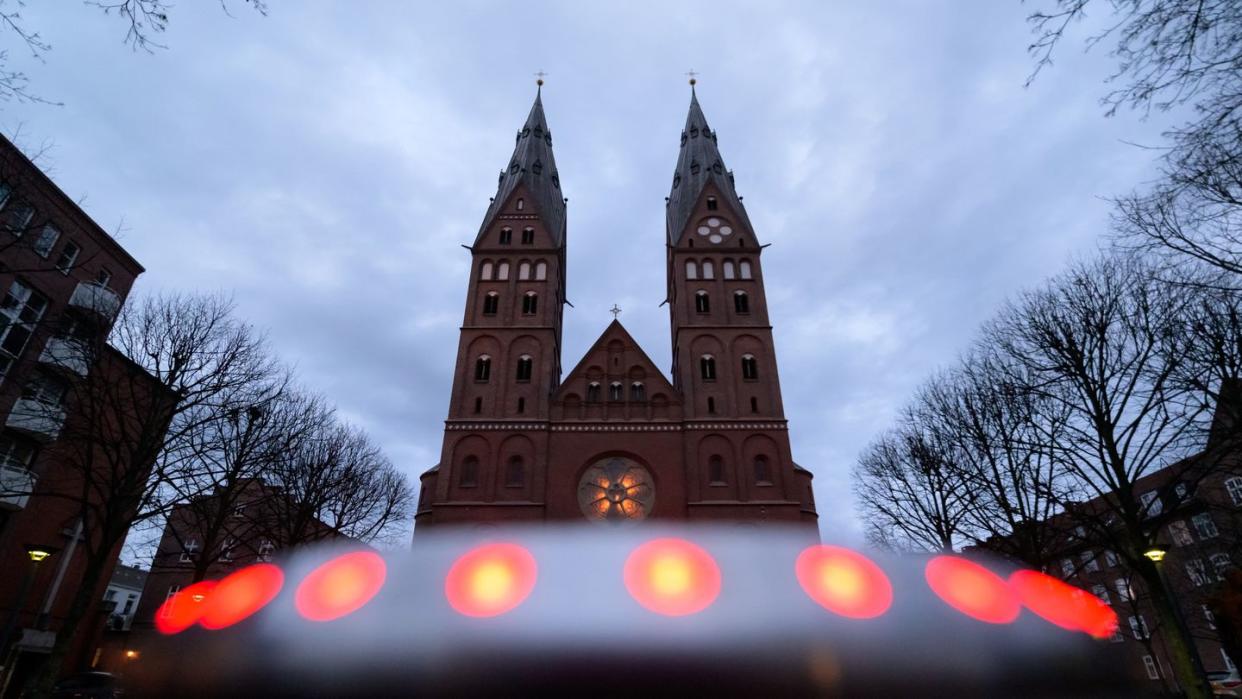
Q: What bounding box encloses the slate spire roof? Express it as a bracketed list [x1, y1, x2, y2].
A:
[666, 86, 752, 243]
[476, 86, 566, 246]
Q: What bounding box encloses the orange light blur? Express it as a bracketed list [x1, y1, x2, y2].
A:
[624, 538, 721, 617]
[295, 551, 388, 622]
[1009, 569, 1118, 639]
[199, 563, 284, 630]
[444, 543, 537, 618]
[154, 579, 218, 635]
[924, 556, 1020, 624]
[795, 545, 893, 619]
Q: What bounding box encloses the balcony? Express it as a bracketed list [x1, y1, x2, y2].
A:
[6, 398, 66, 442]
[68, 282, 121, 322]
[38, 337, 90, 377]
[0, 463, 35, 509]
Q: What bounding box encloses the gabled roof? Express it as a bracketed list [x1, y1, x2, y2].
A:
[555, 320, 679, 402]
[666, 88, 753, 244]
[474, 87, 566, 247]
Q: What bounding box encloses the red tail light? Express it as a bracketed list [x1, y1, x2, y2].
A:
[444, 543, 538, 618]
[154, 580, 217, 635]
[200, 564, 285, 630]
[795, 545, 892, 619]
[296, 551, 388, 622]
[924, 556, 1020, 624]
[1009, 570, 1118, 639]
[624, 538, 721, 617]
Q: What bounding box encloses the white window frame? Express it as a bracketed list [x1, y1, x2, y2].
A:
[32, 224, 59, 258]
[179, 538, 200, 563]
[1129, 615, 1150, 640]
[1139, 490, 1162, 517]
[160, 586, 182, 618]
[1142, 655, 1159, 680]
[1186, 558, 1209, 587]
[1211, 553, 1232, 579]
[54, 240, 80, 274]
[1227, 477, 1242, 507]
[1116, 577, 1134, 602]
[1092, 584, 1111, 605]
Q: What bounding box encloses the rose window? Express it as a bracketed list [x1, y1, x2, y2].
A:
[578, 457, 655, 523]
[695, 217, 733, 245]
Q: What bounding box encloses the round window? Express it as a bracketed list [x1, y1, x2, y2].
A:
[578, 457, 655, 523]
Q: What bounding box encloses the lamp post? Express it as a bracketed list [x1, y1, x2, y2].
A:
[0, 545, 59, 677]
[1145, 545, 1210, 695]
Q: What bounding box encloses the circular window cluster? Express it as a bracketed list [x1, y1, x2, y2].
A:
[696, 217, 733, 245]
[578, 457, 655, 523]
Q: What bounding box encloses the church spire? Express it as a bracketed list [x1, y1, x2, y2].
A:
[666, 86, 751, 244]
[475, 86, 566, 246]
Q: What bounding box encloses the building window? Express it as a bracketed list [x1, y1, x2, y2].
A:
[695, 291, 710, 313]
[473, 397, 482, 414]
[750, 396, 758, 413]
[708, 455, 726, 485]
[702, 260, 714, 279]
[160, 586, 182, 618]
[517, 397, 525, 413]
[0, 435, 36, 472]
[1129, 615, 1150, 640]
[23, 373, 67, 408]
[1115, 577, 1134, 602]
[1205, 605, 1217, 629]
[1212, 553, 1233, 579]
[179, 539, 199, 563]
[1139, 490, 1162, 517]
[1060, 558, 1074, 578]
[481, 261, 494, 280]
[754, 456, 771, 484]
[516, 355, 533, 382]
[97, 268, 112, 287]
[1227, 477, 1242, 506]
[1, 199, 34, 233]
[1081, 551, 1099, 573]
[483, 292, 499, 315]
[474, 355, 491, 382]
[1092, 584, 1111, 605]
[686, 260, 698, 280]
[219, 537, 236, 562]
[1170, 520, 1194, 546]
[707, 397, 716, 414]
[1187, 558, 1210, 586]
[1174, 482, 1190, 503]
[700, 355, 716, 381]
[32, 225, 59, 257]
[55, 241, 80, 274]
[257, 539, 274, 562]
[497, 261, 510, 280]
[723, 260, 735, 279]
[706, 196, 718, 211]
[231, 503, 247, 518]
[739, 260, 753, 279]
[515, 198, 524, 211]
[0, 280, 49, 376]
[535, 261, 547, 280]
[1104, 550, 1120, 567]
[505, 456, 525, 487]
[521, 228, 534, 245]
[499, 228, 512, 245]
[586, 382, 601, 402]
[519, 261, 531, 280]
[522, 292, 538, 315]
[1192, 512, 1219, 539]
[734, 291, 749, 313]
[0, 183, 10, 209]
[458, 457, 479, 488]
[608, 382, 623, 401]
[1142, 655, 1159, 680]
[741, 354, 759, 380]
[630, 382, 645, 401]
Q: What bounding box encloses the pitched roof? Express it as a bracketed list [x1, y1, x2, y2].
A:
[474, 87, 566, 246]
[666, 88, 753, 244]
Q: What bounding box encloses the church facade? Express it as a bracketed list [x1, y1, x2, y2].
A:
[413, 86, 817, 531]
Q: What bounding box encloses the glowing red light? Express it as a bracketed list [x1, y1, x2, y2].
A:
[924, 556, 1020, 624]
[154, 579, 217, 635]
[795, 545, 893, 619]
[444, 543, 537, 618]
[295, 551, 388, 622]
[624, 538, 721, 617]
[1009, 569, 1118, 639]
[199, 563, 284, 630]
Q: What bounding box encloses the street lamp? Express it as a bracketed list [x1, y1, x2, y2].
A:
[0, 544, 59, 677]
[1144, 546, 1168, 562]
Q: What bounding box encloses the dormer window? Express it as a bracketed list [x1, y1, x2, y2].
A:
[690, 161, 701, 175]
[499, 228, 512, 245]
[532, 160, 543, 175]
[706, 196, 718, 211]
[522, 228, 535, 245]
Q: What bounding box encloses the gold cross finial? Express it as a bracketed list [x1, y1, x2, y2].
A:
[685, 69, 698, 87]
[610, 304, 622, 320]
[534, 70, 547, 87]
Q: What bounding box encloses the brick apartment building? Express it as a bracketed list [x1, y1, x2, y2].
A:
[415, 86, 818, 530]
[0, 134, 163, 695]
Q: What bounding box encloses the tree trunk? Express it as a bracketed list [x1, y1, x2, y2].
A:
[1136, 559, 1213, 699]
[21, 545, 110, 697]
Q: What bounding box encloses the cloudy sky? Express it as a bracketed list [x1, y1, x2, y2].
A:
[4, 1, 1180, 547]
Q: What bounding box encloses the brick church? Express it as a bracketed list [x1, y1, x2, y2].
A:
[413, 84, 817, 531]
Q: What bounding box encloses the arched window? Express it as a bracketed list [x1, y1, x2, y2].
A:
[686, 260, 698, 280]
[519, 261, 531, 280]
[474, 355, 491, 382]
[695, 290, 710, 314]
[708, 455, 726, 484]
[499, 228, 512, 245]
[458, 457, 479, 488]
[734, 291, 749, 313]
[480, 261, 494, 280]
[505, 456, 525, 487]
[516, 355, 533, 382]
[754, 456, 772, 484]
[483, 292, 499, 315]
[706, 196, 718, 211]
[630, 382, 645, 401]
[497, 261, 510, 280]
[723, 260, 735, 279]
[739, 260, 753, 279]
[521, 228, 535, 245]
[608, 382, 623, 401]
[702, 260, 715, 279]
[741, 354, 758, 380]
[535, 261, 547, 280]
[586, 382, 601, 402]
[522, 291, 538, 315]
[516, 198, 525, 211]
[700, 354, 716, 381]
